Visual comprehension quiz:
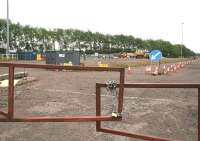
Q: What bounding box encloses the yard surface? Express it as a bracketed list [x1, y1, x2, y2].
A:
[0, 58, 200, 141]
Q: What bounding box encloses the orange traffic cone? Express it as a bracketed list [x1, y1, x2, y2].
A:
[145, 66, 151, 74]
[127, 66, 132, 74]
[174, 65, 177, 72]
[152, 66, 158, 75]
[167, 67, 170, 74]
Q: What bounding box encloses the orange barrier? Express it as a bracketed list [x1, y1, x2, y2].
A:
[145, 59, 200, 76]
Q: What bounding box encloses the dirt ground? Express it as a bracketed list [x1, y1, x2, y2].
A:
[0, 58, 200, 141]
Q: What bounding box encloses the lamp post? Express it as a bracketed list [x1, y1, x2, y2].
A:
[181, 22, 184, 58]
[6, 0, 10, 54]
[82, 48, 86, 61]
[109, 43, 111, 59]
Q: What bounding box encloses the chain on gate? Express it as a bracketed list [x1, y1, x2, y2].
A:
[106, 80, 121, 118]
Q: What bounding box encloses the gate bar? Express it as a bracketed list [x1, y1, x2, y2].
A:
[98, 128, 174, 141]
[96, 83, 200, 141]
[0, 63, 123, 72]
[0, 115, 121, 122]
[97, 83, 200, 88]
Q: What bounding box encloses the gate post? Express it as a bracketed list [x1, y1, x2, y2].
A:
[198, 88, 200, 141]
[96, 84, 101, 131]
[118, 69, 125, 113]
[8, 65, 14, 120]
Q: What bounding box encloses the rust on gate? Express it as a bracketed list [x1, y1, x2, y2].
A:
[0, 62, 125, 122]
[0, 62, 200, 141]
[96, 83, 200, 141]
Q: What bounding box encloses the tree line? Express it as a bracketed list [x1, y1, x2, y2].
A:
[0, 19, 196, 57]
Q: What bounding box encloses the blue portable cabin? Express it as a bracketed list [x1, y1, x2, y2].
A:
[17, 51, 36, 60]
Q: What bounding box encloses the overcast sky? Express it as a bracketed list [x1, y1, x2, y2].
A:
[0, 0, 200, 53]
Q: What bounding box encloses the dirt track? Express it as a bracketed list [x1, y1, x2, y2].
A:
[0, 59, 200, 141]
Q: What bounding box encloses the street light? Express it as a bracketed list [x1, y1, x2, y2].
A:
[6, 0, 10, 54]
[181, 22, 184, 58]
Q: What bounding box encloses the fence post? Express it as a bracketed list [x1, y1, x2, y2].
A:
[118, 69, 125, 113]
[96, 84, 101, 131]
[8, 64, 14, 120]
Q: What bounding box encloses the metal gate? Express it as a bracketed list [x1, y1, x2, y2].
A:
[0, 62, 199, 141]
[96, 83, 200, 141]
[0, 63, 124, 122]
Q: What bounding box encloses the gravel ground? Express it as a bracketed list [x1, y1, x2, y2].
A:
[0, 59, 200, 141]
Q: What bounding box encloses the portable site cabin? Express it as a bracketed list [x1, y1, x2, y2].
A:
[17, 51, 36, 60]
[45, 51, 80, 65]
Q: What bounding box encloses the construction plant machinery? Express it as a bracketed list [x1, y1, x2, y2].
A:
[119, 49, 149, 59]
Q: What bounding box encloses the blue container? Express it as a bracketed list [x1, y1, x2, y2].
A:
[17, 52, 36, 60]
